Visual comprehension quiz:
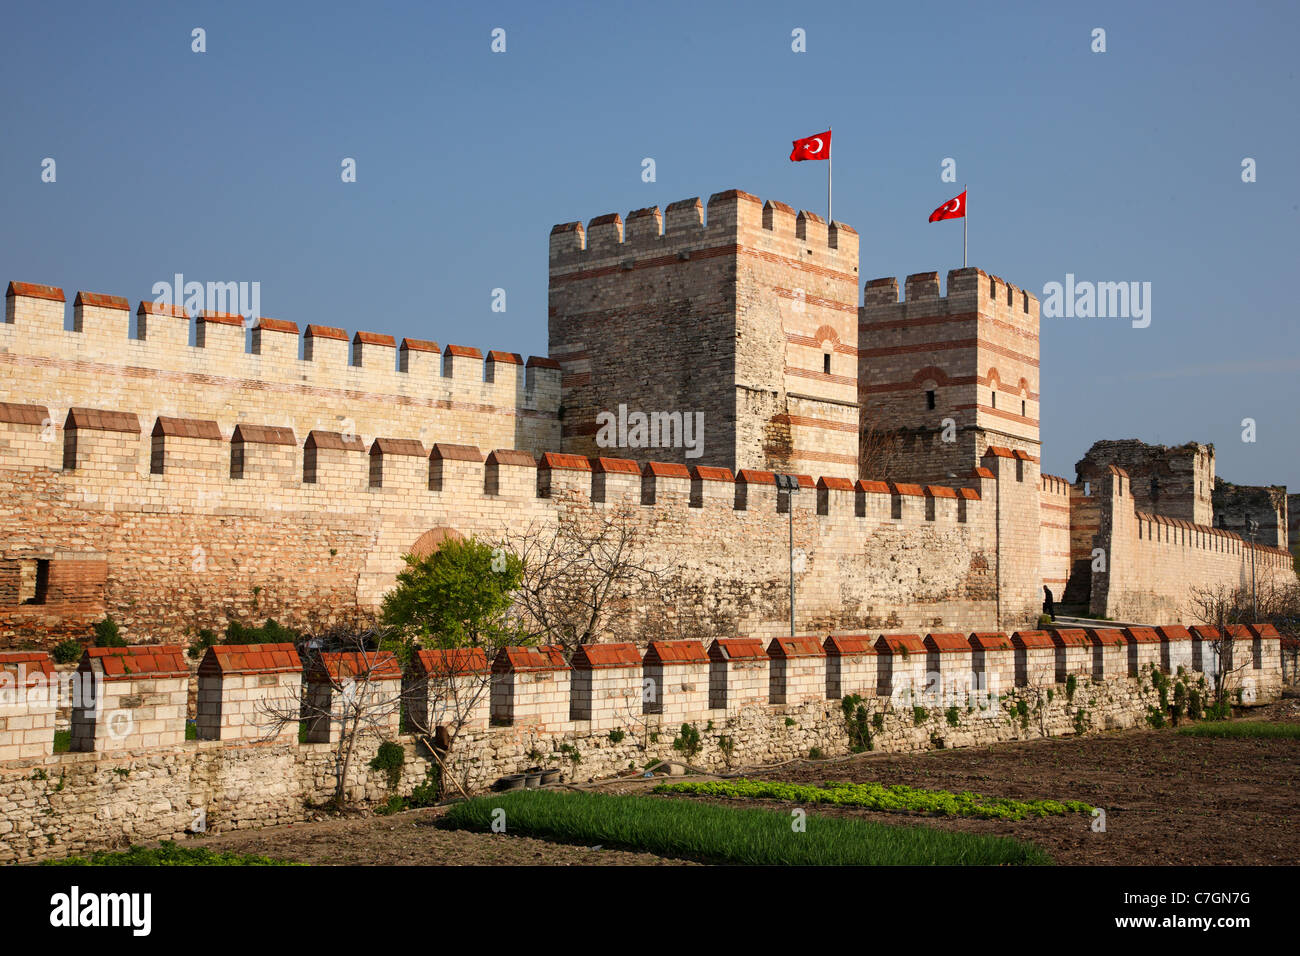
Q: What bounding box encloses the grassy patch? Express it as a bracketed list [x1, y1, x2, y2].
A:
[439, 789, 1051, 865]
[1176, 721, 1300, 740]
[657, 779, 1094, 821]
[42, 840, 300, 866]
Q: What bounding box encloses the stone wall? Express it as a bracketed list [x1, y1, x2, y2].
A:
[1, 621, 1280, 864]
[0, 283, 561, 470]
[1040, 475, 1072, 602]
[1076, 439, 1215, 526]
[859, 268, 1041, 486]
[0, 410, 1043, 647]
[1089, 468, 1295, 622]
[1212, 480, 1288, 550]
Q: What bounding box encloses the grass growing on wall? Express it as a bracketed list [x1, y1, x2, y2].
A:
[656, 779, 1095, 821]
[439, 790, 1052, 865]
[1176, 721, 1300, 740]
[42, 840, 301, 866]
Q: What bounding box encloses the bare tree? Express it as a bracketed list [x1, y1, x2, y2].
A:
[859, 423, 903, 481]
[258, 622, 411, 808]
[1188, 584, 1264, 710]
[408, 648, 497, 798]
[506, 505, 670, 656]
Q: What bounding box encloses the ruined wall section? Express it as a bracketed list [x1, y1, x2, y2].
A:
[1076, 439, 1214, 526]
[1212, 480, 1288, 551]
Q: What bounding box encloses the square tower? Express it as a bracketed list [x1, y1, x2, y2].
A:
[548, 189, 861, 477]
[858, 267, 1041, 484]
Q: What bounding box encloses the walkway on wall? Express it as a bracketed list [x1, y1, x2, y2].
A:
[1049, 615, 1155, 629]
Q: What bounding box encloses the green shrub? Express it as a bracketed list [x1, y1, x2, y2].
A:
[912, 706, 929, 725]
[369, 741, 405, 788]
[408, 764, 443, 806]
[51, 640, 83, 665]
[608, 729, 625, 744]
[53, 730, 70, 753]
[945, 705, 960, 727]
[808, 747, 825, 759]
[1065, 674, 1077, 703]
[671, 723, 701, 760]
[374, 794, 407, 815]
[441, 790, 1051, 866]
[92, 617, 126, 648]
[841, 695, 873, 753]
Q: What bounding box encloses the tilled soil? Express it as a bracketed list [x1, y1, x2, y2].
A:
[195, 804, 688, 866]
[191, 705, 1299, 866]
[627, 703, 1300, 865]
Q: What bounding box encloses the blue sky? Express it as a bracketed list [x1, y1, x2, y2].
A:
[2, 0, 1296, 487]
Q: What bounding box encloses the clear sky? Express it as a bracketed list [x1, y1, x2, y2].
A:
[2, 0, 1296, 488]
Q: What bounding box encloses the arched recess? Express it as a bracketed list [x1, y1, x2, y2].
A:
[410, 526, 465, 559]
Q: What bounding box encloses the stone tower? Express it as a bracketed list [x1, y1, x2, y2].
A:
[548, 189, 860, 477]
[858, 268, 1041, 485]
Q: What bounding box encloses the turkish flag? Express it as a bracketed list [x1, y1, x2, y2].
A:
[790, 130, 831, 161]
[929, 190, 967, 221]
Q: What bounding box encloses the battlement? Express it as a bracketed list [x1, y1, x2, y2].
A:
[862, 267, 1039, 321]
[858, 266, 1042, 484]
[1, 280, 563, 463]
[1041, 474, 1072, 497]
[549, 191, 861, 478]
[549, 189, 858, 267]
[1, 398, 987, 518]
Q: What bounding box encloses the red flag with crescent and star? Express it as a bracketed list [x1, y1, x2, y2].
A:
[790, 130, 831, 161]
[929, 190, 967, 221]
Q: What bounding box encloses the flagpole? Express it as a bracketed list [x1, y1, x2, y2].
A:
[963, 183, 968, 268]
[827, 128, 833, 224]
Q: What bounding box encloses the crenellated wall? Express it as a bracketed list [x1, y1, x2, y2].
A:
[1088, 466, 1294, 622]
[0, 400, 1027, 647]
[1, 282, 562, 464]
[0, 624, 1282, 863]
[1039, 474, 1073, 601]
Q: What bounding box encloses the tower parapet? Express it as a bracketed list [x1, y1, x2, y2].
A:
[549, 189, 860, 477]
[859, 267, 1040, 485]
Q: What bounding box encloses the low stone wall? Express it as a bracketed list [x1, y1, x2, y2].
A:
[0, 734, 428, 864]
[0, 663, 1224, 864]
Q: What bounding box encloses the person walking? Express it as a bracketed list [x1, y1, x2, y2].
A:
[1042, 586, 1056, 623]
